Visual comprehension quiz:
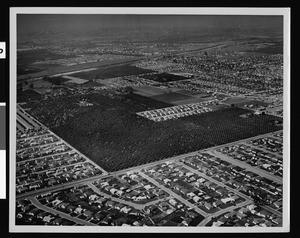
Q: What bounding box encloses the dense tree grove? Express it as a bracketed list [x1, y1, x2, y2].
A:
[26, 92, 282, 172]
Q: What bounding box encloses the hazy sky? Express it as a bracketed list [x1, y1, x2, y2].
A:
[17, 14, 283, 34]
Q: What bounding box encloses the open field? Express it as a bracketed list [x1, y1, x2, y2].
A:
[244, 43, 283, 54]
[71, 65, 154, 80]
[24, 91, 282, 172]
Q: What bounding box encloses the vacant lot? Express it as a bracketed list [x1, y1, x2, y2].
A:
[71, 65, 154, 80]
[25, 92, 282, 172]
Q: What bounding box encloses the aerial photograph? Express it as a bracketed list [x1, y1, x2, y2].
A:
[12, 10, 288, 230]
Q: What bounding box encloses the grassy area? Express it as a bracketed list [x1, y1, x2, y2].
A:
[71, 65, 154, 80]
[26, 92, 282, 172]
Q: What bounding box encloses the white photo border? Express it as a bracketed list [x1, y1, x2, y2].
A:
[10, 7, 290, 233]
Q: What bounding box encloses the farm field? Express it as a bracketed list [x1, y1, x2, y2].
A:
[141, 73, 189, 82]
[24, 91, 282, 172]
[150, 92, 194, 103]
[71, 64, 155, 80]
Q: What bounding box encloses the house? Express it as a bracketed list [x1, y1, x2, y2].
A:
[187, 192, 196, 198]
[236, 212, 247, 219]
[106, 201, 116, 208]
[52, 198, 63, 206]
[238, 207, 249, 214]
[52, 218, 64, 225]
[58, 202, 69, 210]
[89, 194, 99, 201]
[218, 216, 228, 224]
[204, 202, 212, 210]
[130, 208, 142, 216]
[247, 204, 257, 211]
[221, 197, 234, 204]
[110, 188, 118, 194]
[224, 211, 236, 219]
[187, 211, 198, 218]
[272, 217, 282, 225]
[216, 187, 227, 195]
[204, 181, 212, 188]
[186, 172, 194, 177]
[43, 215, 53, 223]
[257, 209, 270, 218]
[133, 221, 142, 226]
[212, 221, 223, 227]
[74, 206, 84, 214]
[193, 196, 201, 203]
[94, 197, 107, 205]
[66, 204, 76, 213]
[83, 209, 94, 219]
[120, 206, 132, 214]
[115, 190, 124, 196]
[213, 200, 223, 207]
[182, 217, 193, 226]
[115, 203, 125, 210]
[144, 184, 153, 190]
[274, 200, 282, 209]
[168, 198, 177, 207]
[92, 212, 107, 221]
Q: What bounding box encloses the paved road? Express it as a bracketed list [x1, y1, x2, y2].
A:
[29, 197, 96, 226]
